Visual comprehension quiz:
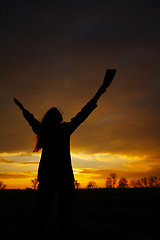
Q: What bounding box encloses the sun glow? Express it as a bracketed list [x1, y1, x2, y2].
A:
[0, 151, 158, 189]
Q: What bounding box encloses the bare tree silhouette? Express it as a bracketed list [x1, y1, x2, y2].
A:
[74, 180, 80, 189]
[31, 178, 39, 190]
[130, 179, 137, 188]
[148, 176, 158, 188]
[105, 177, 112, 188]
[141, 178, 148, 188]
[86, 181, 97, 189]
[117, 178, 129, 188]
[109, 173, 117, 188]
[0, 181, 7, 190]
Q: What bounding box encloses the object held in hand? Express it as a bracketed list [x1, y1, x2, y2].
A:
[103, 69, 116, 89]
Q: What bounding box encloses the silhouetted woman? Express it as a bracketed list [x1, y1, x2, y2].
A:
[14, 70, 115, 239]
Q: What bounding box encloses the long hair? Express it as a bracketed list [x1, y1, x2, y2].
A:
[33, 107, 63, 152]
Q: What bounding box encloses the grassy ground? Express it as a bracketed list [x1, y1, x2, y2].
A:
[0, 188, 160, 240]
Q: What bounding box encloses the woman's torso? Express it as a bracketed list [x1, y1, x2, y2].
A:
[37, 122, 74, 188]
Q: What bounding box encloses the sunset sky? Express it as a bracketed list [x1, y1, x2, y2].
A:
[0, 1, 160, 188]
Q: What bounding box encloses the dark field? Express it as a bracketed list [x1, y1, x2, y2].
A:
[0, 188, 160, 240]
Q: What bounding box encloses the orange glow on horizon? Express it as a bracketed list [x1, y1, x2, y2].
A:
[0, 152, 159, 189]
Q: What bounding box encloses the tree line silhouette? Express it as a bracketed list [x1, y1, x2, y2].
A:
[1, 174, 160, 190]
[105, 173, 160, 189]
[30, 174, 160, 189]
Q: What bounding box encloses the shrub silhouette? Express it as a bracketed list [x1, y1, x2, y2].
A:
[0, 181, 7, 190]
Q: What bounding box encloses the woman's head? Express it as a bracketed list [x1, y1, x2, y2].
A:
[42, 107, 63, 127]
[33, 107, 63, 152]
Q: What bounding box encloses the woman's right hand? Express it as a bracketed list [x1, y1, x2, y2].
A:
[14, 98, 25, 111]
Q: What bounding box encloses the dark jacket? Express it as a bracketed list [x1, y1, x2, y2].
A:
[23, 98, 97, 189]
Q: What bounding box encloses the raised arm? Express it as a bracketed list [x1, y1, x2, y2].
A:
[70, 69, 116, 134]
[68, 86, 105, 134]
[14, 98, 41, 135]
[68, 69, 116, 134]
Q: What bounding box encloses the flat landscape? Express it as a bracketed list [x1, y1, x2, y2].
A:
[0, 188, 160, 240]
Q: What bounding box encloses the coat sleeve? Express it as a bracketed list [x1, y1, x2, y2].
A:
[22, 109, 41, 134]
[68, 98, 97, 135]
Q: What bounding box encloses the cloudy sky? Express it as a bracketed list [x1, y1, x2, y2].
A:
[0, 0, 160, 188]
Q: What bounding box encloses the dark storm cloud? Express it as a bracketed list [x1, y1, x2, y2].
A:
[0, 0, 160, 166]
